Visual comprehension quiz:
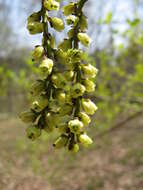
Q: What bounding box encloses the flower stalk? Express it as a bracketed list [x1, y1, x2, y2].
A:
[20, 0, 98, 153]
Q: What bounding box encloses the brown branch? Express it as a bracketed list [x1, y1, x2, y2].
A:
[95, 109, 143, 139]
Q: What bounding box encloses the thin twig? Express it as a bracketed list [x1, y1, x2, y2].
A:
[95, 110, 143, 139]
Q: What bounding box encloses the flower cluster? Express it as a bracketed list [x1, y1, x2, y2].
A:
[20, 0, 98, 153]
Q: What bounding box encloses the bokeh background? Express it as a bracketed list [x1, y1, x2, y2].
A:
[0, 0, 143, 189]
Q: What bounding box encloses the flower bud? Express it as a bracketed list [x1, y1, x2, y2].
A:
[57, 115, 70, 133]
[71, 83, 85, 98]
[49, 17, 64, 32]
[77, 33, 92, 46]
[64, 70, 74, 81]
[71, 144, 79, 153]
[79, 133, 93, 147]
[49, 35, 55, 48]
[67, 29, 74, 38]
[44, 113, 55, 132]
[63, 3, 75, 16]
[32, 46, 44, 60]
[51, 73, 67, 89]
[68, 119, 83, 134]
[79, 15, 88, 30]
[31, 80, 45, 96]
[56, 91, 66, 103]
[53, 135, 69, 148]
[67, 49, 82, 63]
[27, 12, 41, 23]
[49, 100, 60, 113]
[82, 64, 98, 79]
[39, 58, 53, 77]
[27, 22, 43, 35]
[82, 99, 98, 115]
[59, 104, 72, 116]
[78, 112, 91, 126]
[66, 15, 79, 26]
[44, 0, 60, 11]
[55, 49, 68, 63]
[20, 110, 36, 123]
[32, 101, 42, 112]
[83, 79, 95, 92]
[26, 126, 41, 140]
[37, 95, 49, 110]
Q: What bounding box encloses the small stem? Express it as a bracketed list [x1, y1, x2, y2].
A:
[42, 0, 51, 57]
[72, 0, 88, 117]
[41, 0, 53, 107]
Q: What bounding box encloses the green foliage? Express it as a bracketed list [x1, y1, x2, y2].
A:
[105, 12, 113, 24]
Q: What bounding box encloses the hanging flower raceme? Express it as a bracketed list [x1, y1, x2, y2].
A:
[20, 0, 98, 153]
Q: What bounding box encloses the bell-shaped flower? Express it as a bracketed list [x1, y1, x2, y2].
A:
[68, 119, 83, 134]
[44, 0, 60, 11]
[49, 17, 64, 31]
[77, 33, 92, 46]
[79, 133, 93, 147]
[78, 112, 91, 126]
[26, 126, 41, 140]
[39, 58, 53, 77]
[82, 64, 98, 79]
[83, 79, 95, 92]
[81, 99, 98, 115]
[63, 2, 75, 16]
[71, 83, 85, 98]
[20, 110, 36, 123]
